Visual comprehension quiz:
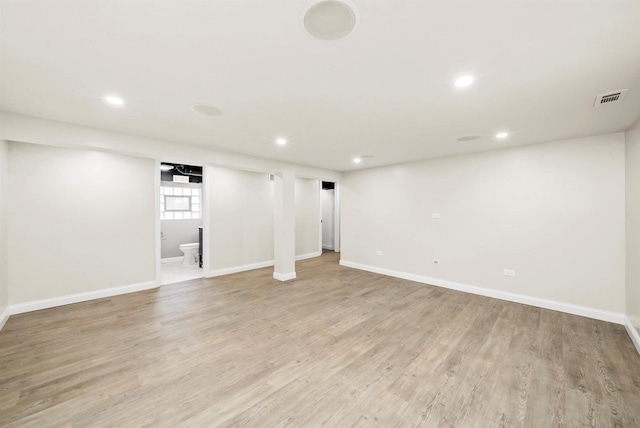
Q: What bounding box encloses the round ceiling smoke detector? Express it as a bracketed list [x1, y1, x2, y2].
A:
[192, 105, 223, 116]
[457, 135, 481, 141]
[304, 0, 357, 40]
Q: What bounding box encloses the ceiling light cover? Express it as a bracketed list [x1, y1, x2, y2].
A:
[304, 0, 357, 40]
[105, 95, 124, 106]
[276, 138, 287, 146]
[454, 75, 474, 88]
[496, 132, 509, 139]
[353, 157, 362, 164]
[192, 104, 223, 116]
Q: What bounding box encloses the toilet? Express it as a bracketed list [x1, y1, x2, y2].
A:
[179, 243, 199, 266]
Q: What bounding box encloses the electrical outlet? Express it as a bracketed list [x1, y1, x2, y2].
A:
[376, 250, 383, 256]
[504, 269, 515, 277]
[432, 259, 440, 264]
[432, 213, 441, 219]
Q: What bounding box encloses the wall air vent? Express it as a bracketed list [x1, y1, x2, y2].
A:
[593, 89, 629, 107]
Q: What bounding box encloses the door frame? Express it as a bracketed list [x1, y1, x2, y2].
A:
[155, 160, 208, 285]
[319, 181, 340, 253]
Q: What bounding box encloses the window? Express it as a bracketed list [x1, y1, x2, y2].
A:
[160, 186, 201, 220]
[165, 196, 191, 211]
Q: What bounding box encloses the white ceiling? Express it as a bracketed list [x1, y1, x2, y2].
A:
[1, 0, 639, 171]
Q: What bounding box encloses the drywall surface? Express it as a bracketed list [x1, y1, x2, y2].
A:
[8, 142, 156, 304]
[161, 219, 202, 258]
[341, 134, 626, 314]
[1, 112, 341, 182]
[207, 166, 274, 271]
[0, 141, 9, 314]
[295, 177, 320, 256]
[626, 119, 640, 335]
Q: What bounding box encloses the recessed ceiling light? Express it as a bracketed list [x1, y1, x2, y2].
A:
[454, 75, 474, 88]
[105, 95, 124, 106]
[276, 138, 287, 146]
[304, 0, 357, 40]
[353, 157, 362, 164]
[192, 104, 223, 116]
[496, 132, 509, 139]
[457, 135, 481, 141]
[160, 164, 174, 171]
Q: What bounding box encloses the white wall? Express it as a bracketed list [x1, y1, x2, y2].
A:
[626, 118, 640, 336]
[206, 166, 274, 272]
[8, 142, 156, 304]
[322, 189, 335, 250]
[0, 140, 9, 321]
[341, 134, 626, 315]
[161, 219, 202, 258]
[1, 112, 342, 182]
[295, 177, 320, 257]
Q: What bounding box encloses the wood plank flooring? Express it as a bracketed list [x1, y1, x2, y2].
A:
[1, 252, 639, 427]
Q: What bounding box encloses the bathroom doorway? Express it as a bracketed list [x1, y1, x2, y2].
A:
[158, 162, 206, 285]
[321, 181, 340, 253]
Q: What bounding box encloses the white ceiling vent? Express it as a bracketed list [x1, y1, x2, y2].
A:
[593, 89, 629, 107]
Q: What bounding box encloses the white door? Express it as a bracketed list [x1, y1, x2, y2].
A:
[322, 189, 335, 250]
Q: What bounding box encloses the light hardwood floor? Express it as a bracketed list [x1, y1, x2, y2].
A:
[1, 252, 639, 427]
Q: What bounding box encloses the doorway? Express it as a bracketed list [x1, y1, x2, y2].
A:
[158, 162, 205, 285]
[321, 181, 339, 252]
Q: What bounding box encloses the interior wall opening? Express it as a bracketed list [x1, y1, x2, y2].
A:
[159, 162, 205, 285]
[321, 181, 339, 254]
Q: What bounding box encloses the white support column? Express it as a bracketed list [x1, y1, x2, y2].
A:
[334, 182, 340, 252]
[273, 171, 296, 281]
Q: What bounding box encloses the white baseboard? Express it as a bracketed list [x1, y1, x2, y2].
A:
[296, 251, 322, 261]
[205, 253, 320, 279]
[339, 260, 625, 325]
[206, 260, 274, 278]
[8, 281, 159, 315]
[0, 306, 9, 331]
[322, 245, 334, 250]
[624, 316, 640, 355]
[273, 271, 297, 281]
[161, 256, 183, 264]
